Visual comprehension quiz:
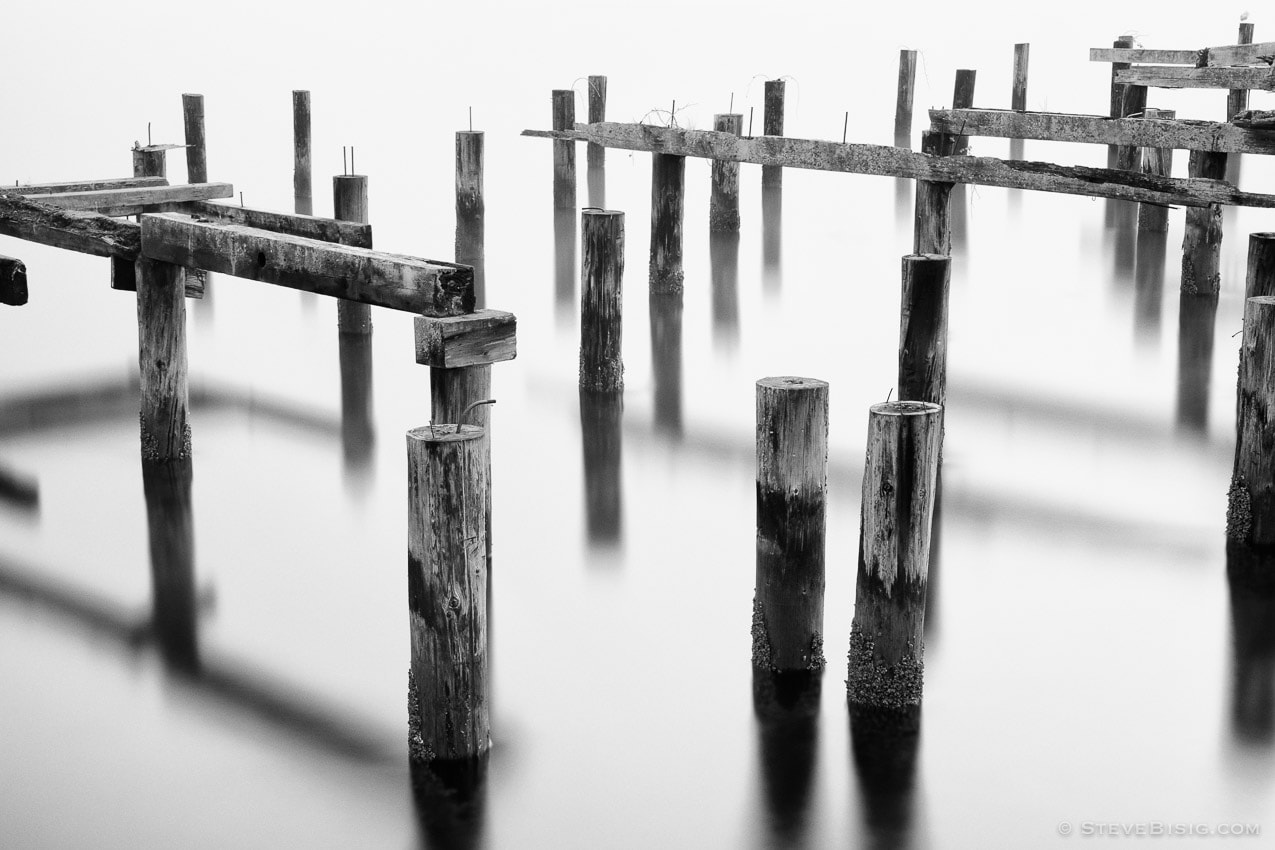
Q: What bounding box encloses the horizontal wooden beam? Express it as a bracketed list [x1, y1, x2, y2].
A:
[414, 310, 517, 367]
[6, 176, 168, 195]
[1115, 65, 1275, 90]
[522, 122, 1275, 208]
[1089, 47, 1201, 65]
[0, 253, 27, 306]
[929, 108, 1275, 155]
[181, 201, 372, 248]
[1206, 41, 1275, 67]
[140, 214, 473, 315]
[0, 193, 140, 259]
[28, 183, 234, 217]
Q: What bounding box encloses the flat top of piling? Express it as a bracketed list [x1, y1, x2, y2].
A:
[582, 208, 623, 217]
[757, 376, 829, 390]
[903, 253, 950, 262]
[456, 130, 484, 136]
[407, 424, 484, 442]
[870, 400, 942, 416]
[134, 144, 187, 152]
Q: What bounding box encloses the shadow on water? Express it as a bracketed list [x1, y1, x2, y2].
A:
[142, 459, 199, 671]
[338, 333, 376, 495]
[1175, 293, 1218, 435]
[411, 756, 489, 850]
[0, 462, 38, 513]
[554, 208, 577, 326]
[1133, 230, 1167, 343]
[587, 164, 606, 210]
[1226, 543, 1275, 748]
[753, 669, 821, 848]
[710, 232, 740, 351]
[649, 291, 684, 439]
[762, 185, 782, 295]
[579, 389, 624, 549]
[850, 703, 922, 850]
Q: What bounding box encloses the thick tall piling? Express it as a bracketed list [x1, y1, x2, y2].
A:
[898, 255, 951, 408]
[1181, 151, 1227, 295]
[753, 377, 829, 673]
[710, 113, 743, 233]
[1228, 295, 1275, 547]
[552, 90, 576, 210]
[135, 257, 190, 463]
[1012, 44, 1030, 111]
[334, 174, 372, 334]
[580, 210, 625, 392]
[914, 132, 955, 256]
[762, 80, 785, 189]
[847, 402, 942, 709]
[1108, 35, 1136, 169]
[1137, 108, 1175, 233]
[182, 94, 208, 184]
[456, 130, 485, 308]
[895, 50, 918, 145]
[1227, 22, 1257, 121]
[587, 76, 607, 171]
[649, 153, 685, 293]
[407, 424, 489, 764]
[1245, 233, 1275, 300]
[293, 90, 312, 215]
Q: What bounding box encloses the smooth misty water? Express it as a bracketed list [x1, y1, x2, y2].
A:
[3, 3, 1275, 848]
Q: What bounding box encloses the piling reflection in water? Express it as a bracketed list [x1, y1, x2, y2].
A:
[1133, 231, 1167, 342]
[142, 459, 199, 671]
[555, 207, 577, 323]
[753, 669, 820, 848]
[762, 185, 782, 295]
[338, 333, 376, 492]
[850, 704, 921, 850]
[1104, 200, 1137, 287]
[587, 164, 606, 210]
[410, 755, 489, 850]
[950, 185, 968, 254]
[1175, 293, 1218, 434]
[710, 232, 740, 350]
[579, 389, 624, 548]
[649, 291, 684, 438]
[1226, 543, 1275, 747]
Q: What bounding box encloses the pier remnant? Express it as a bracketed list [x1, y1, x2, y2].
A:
[580, 210, 625, 392]
[649, 153, 685, 293]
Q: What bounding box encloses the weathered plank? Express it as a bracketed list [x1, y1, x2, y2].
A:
[929, 107, 1275, 155]
[181, 200, 373, 247]
[29, 183, 234, 217]
[1090, 47, 1203, 65]
[415, 309, 517, 369]
[522, 123, 1275, 208]
[140, 213, 473, 315]
[6, 176, 168, 195]
[1116, 66, 1275, 91]
[0, 254, 27, 306]
[1209, 39, 1275, 68]
[0, 193, 140, 258]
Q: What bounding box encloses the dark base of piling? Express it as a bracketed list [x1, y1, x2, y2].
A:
[846, 623, 923, 710]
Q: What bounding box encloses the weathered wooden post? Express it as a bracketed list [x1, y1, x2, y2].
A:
[407, 424, 489, 764]
[898, 255, 950, 409]
[1245, 233, 1275, 300]
[580, 210, 624, 392]
[456, 130, 485, 308]
[135, 257, 190, 463]
[762, 79, 785, 188]
[710, 113, 743, 234]
[587, 75, 607, 171]
[1114, 91, 1148, 172]
[1181, 151, 1228, 295]
[293, 90, 313, 215]
[1012, 44, 1030, 111]
[133, 145, 166, 179]
[552, 89, 576, 210]
[334, 174, 372, 334]
[649, 153, 685, 293]
[847, 401, 942, 710]
[1228, 294, 1275, 547]
[914, 131, 955, 256]
[182, 94, 208, 184]
[1137, 108, 1175, 233]
[0, 255, 27, 306]
[895, 50, 918, 145]
[951, 70, 976, 153]
[753, 377, 828, 673]
[1227, 21, 1257, 121]
[1108, 35, 1136, 169]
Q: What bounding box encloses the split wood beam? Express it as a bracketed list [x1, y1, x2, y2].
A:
[6, 176, 168, 195]
[139, 213, 473, 315]
[929, 108, 1275, 155]
[1115, 66, 1275, 91]
[522, 122, 1275, 208]
[0, 192, 140, 259]
[28, 183, 233, 217]
[179, 201, 372, 247]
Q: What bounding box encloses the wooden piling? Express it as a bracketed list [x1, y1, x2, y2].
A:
[1246, 233, 1275, 300]
[762, 79, 785, 189]
[1012, 44, 1030, 112]
[1138, 108, 1175, 233]
[710, 113, 743, 233]
[0, 254, 27, 306]
[456, 131, 485, 308]
[753, 377, 828, 673]
[1181, 151, 1227, 295]
[914, 131, 955, 255]
[895, 50, 918, 144]
[847, 401, 942, 709]
[133, 147, 166, 179]
[182, 94, 208, 184]
[407, 424, 489, 763]
[552, 90, 576, 210]
[293, 90, 313, 215]
[332, 174, 372, 334]
[580, 210, 624, 392]
[1108, 35, 1137, 169]
[951, 70, 976, 154]
[898, 255, 951, 408]
[1115, 89, 1149, 172]
[587, 76, 607, 171]
[649, 153, 685, 293]
[1227, 22, 1257, 121]
[135, 257, 190, 463]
